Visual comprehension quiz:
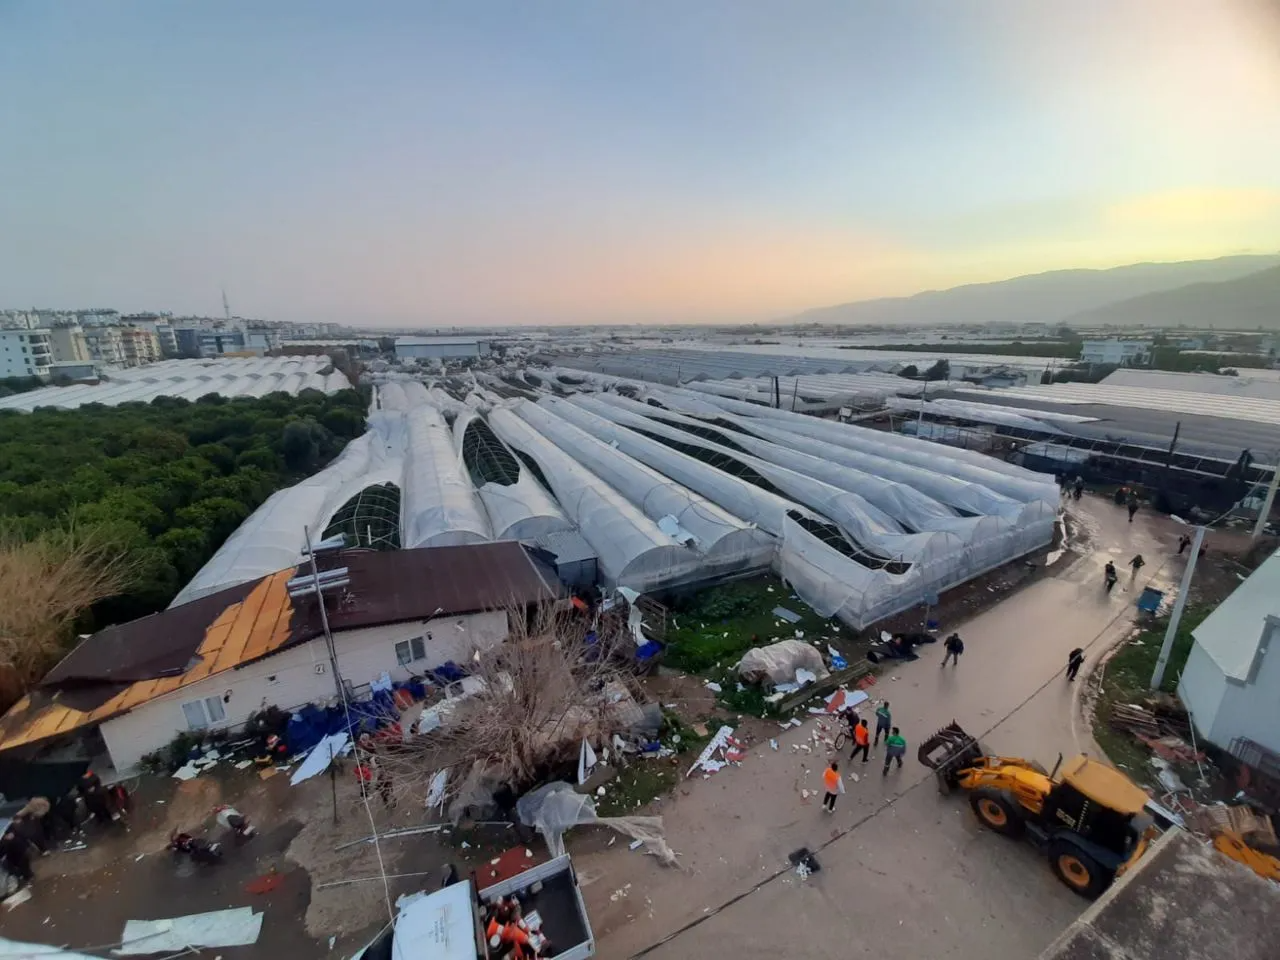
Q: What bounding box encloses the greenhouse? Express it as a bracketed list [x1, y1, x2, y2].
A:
[402, 405, 491, 548]
[486, 406, 704, 592]
[512, 400, 775, 578]
[455, 410, 573, 540]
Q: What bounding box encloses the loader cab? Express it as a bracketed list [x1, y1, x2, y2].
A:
[1040, 756, 1152, 896]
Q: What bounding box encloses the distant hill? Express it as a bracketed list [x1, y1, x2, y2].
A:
[788, 254, 1280, 327]
[1065, 264, 1280, 330]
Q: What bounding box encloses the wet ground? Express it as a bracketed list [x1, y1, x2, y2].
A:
[3, 495, 1196, 959]
[578, 495, 1190, 959]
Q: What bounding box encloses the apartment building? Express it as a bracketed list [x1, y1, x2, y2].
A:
[0, 329, 54, 379]
[49, 324, 92, 363]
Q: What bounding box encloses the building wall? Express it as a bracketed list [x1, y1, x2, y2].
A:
[98, 609, 509, 771]
[0, 329, 53, 378]
[1204, 620, 1280, 755]
[396, 342, 483, 360]
[1079, 340, 1151, 366]
[49, 325, 91, 364]
[1177, 643, 1229, 744]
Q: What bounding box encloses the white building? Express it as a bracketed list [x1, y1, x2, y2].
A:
[1079, 340, 1152, 366]
[0, 542, 560, 773]
[1178, 548, 1280, 756]
[0, 328, 53, 379]
[395, 336, 491, 361]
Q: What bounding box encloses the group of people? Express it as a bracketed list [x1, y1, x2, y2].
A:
[1, 771, 129, 888]
[822, 701, 908, 812]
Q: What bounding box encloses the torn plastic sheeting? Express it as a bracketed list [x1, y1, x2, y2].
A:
[290, 732, 352, 786]
[687, 724, 736, 778]
[656, 514, 698, 546]
[0, 937, 100, 959]
[577, 738, 598, 784]
[516, 781, 678, 865]
[772, 606, 803, 623]
[735, 639, 829, 687]
[114, 907, 263, 955]
[425, 769, 448, 809]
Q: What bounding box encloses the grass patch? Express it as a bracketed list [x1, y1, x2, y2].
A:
[596, 709, 704, 815]
[1090, 603, 1211, 783]
[663, 576, 848, 674]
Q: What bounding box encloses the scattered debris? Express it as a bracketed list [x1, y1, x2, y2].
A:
[245, 872, 285, 895]
[116, 907, 264, 955]
[4, 888, 33, 910]
[772, 606, 802, 623]
[704, 681, 722, 694]
[289, 732, 352, 786]
[686, 725, 738, 778]
[171, 764, 200, 781]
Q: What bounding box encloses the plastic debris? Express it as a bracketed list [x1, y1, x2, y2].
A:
[704, 681, 722, 693]
[116, 908, 264, 955]
[773, 606, 803, 623]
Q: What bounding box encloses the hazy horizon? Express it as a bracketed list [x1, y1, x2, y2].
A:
[4, 1, 1280, 327]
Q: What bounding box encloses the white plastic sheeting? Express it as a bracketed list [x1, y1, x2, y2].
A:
[486, 406, 702, 591]
[645, 385, 1058, 502]
[0, 356, 349, 413]
[170, 411, 406, 606]
[884, 395, 1069, 433]
[453, 409, 573, 540]
[402, 405, 491, 548]
[512, 400, 774, 577]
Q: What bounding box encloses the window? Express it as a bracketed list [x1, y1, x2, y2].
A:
[181, 695, 227, 731]
[395, 635, 428, 666]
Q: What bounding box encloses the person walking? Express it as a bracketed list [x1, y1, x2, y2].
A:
[1066, 648, 1086, 681]
[882, 728, 907, 775]
[1072, 476, 1084, 501]
[873, 702, 892, 746]
[1104, 561, 1118, 594]
[1129, 554, 1145, 582]
[1126, 491, 1140, 522]
[1178, 533, 1192, 555]
[850, 718, 871, 763]
[821, 761, 844, 813]
[942, 633, 964, 667]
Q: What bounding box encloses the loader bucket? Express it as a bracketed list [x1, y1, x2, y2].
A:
[917, 721, 984, 790]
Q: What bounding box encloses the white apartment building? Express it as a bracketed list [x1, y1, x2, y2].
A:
[0, 329, 54, 379]
[1079, 340, 1152, 366]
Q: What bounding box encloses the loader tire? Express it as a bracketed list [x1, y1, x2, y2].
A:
[1049, 839, 1111, 899]
[969, 788, 1025, 838]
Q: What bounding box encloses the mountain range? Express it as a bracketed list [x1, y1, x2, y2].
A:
[789, 254, 1280, 329]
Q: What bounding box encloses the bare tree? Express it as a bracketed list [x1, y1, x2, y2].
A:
[372, 599, 642, 817]
[0, 522, 139, 687]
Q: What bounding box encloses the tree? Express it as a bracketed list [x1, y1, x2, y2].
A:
[281, 419, 325, 471]
[0, 522, 139, 689]
[898, 364, 919, 379]
[156, 527, 210, 580]
[924, 358, 951, 381]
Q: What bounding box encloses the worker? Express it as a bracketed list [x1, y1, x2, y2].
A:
[1178, 533, 1192, 555]
[79, 772, 113, 825]
[1129, 554, 1145, 581]
[850, 718, 871, 763]
[882, 728, 907, 776]
[821, 761, 844, 813]
[873, 701, 892, 746]
[1066, 648, 1086, 681]
[942, 633, 964, 667]
[16, 796, 53, 847]
[1072, 476, 1084, 501]
[52, 791, 81, 838]
[0, 827, 33, 886]
[1127, 491, 1140, 522]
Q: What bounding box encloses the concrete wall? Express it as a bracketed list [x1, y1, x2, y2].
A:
[1205, 620, 1280, 754]
[99, 609, 509, 771]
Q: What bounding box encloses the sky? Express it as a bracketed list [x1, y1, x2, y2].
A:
[3, 1, 1279, 327]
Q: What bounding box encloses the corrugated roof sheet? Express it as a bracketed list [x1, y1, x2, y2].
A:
[0, 542, 559, 753]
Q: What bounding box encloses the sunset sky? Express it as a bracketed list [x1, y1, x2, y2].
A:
[3, 1, 1279, 326]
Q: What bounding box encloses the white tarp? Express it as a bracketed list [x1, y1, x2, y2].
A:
[115, 908, 263, 955]
[736, 640, 829, 687]
[0, 938, 101, 960]
[290, 732, 352, 786]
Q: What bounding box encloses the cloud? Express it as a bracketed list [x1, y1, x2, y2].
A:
[1106, 188, 1280, 227]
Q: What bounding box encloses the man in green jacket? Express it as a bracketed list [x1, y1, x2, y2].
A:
[873, 702, 892, 746]
[882, 728, 907, 775]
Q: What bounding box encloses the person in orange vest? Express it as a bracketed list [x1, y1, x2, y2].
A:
[850, 718, 871, 763]
[821, 761, 844, 813]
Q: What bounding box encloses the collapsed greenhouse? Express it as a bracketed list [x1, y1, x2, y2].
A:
[169, 373, 1060, 630]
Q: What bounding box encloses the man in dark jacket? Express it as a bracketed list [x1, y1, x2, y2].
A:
[1066, 648, 1086, 681]
[0, 827, 33, 884]
[942, 633, 964, 667]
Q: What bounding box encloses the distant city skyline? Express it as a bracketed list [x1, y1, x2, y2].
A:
[3, 1, 1279, 327]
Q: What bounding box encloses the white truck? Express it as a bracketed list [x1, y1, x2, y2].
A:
[359, 853, 595, 960]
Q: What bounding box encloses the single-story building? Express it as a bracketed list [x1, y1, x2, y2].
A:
[1178, 547, 1280, 756]
[0, 541, 560, 774]
[394, 336, 491, 361]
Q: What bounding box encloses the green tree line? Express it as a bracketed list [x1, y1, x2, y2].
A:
[0, 388, 367, 625]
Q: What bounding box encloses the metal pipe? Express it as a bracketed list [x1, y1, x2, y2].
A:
[1251, 465, 1280, 540]
[304, 525, 346, 702]
[1150, 524, 1206, 690]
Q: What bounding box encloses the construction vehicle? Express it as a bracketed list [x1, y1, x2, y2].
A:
[919, 722, 1155, 898]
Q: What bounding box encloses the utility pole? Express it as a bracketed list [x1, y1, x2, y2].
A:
[1151, 524, 1206, 690]
[222, 288, 231, 321]
[1252, 464, 1280, 541]
[304, 525, 347, 701]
